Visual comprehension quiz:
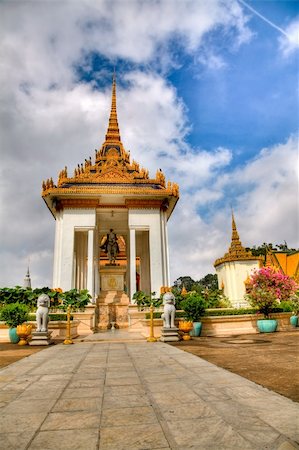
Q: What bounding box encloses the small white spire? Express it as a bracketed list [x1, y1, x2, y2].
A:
[23, 264, 31, 289]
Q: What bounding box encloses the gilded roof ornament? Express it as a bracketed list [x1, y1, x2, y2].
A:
[214, 213, 263, 267]
[41, 74, 179, 200]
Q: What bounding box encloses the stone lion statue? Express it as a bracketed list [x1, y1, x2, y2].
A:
[36, 294, 50, 332]
[161, 292, 176, 328]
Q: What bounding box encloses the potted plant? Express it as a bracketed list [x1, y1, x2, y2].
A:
[0, 303, 30, 343]
[246, 267, 298, 333]
[290, 290, 299, 327]
[180, 293, 206, 337]
[246, 287, 279, 332]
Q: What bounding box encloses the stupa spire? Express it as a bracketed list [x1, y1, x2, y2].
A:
[231, 211, 241, 245]
[214, 211, 263, 266]
[105, 73, 121, 144]
[23, 265, 31, 289]
[228, 211, 244, 255]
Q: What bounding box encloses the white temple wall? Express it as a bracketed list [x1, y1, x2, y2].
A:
[128, 209, 163, 298]
[53, 209, 96, 292]
[216, 260, 260, 307]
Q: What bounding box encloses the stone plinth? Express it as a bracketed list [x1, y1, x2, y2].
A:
[100, 265, 127, 291]
[98, 303, 129, 330]
[29, 331, 53, 346]
[97, 287, 130, 330]
[160, 327, 180, 342]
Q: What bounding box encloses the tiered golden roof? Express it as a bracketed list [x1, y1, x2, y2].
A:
[265, 249, 299, 282]
[214, 213, 263, 267]
[42, 75, 179, 204]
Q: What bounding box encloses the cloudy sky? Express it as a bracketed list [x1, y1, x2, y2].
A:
[0, 0, 298, 288]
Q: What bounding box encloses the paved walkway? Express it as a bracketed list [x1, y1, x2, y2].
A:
[0, 332, 298, 449]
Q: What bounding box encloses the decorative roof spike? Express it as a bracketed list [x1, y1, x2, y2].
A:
[230, 212, 241, 248]
[105, 73, 121, 144]
[228, 212, 246, 255]
[214, 212, 263, 267]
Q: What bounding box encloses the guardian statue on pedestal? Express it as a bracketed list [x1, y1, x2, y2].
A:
[161, 292, 176, 328]
[36, 294, 50, 332]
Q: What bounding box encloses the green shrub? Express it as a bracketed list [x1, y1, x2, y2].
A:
[0, 303, 30, 327]
[57, 289, 91, 311]
[279, 301, 293, 313]
[132, 291, 162, 310]
[0, 286, 59, 310]
[0, 287, 91, 312]
[180, 293, 206, 321]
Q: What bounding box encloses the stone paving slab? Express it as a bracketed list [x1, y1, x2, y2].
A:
[0, 340, 298, 450]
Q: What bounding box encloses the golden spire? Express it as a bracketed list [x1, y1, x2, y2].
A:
[228, 212, 246, 256]
[105, 73, 121, 144]
[214, 211, 263, 267]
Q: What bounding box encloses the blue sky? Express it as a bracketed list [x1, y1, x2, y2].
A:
[0, 0, 298, 286]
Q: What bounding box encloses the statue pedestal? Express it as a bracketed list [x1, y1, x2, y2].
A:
[29, 331, 53, 346]
[100, 265, 126, 291]
[98, 266, 129, 330]
[160, 327, 180, 342]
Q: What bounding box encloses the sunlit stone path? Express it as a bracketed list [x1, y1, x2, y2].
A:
[0, 334, 298, 449]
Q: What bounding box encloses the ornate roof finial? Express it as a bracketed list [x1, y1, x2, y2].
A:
[231, 210, 240, 247]
[228, 211, 244, 255]
[214, 211, 263, 267]
[105, 73, 121, 144]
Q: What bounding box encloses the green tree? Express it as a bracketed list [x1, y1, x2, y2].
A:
[198, 274, 218, 290]
[246, 242, 299, 258]
[173, 276, 195, 292]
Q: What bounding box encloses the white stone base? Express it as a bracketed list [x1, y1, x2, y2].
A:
[29, 331, 53, 346]
[160, 327, 180, 342]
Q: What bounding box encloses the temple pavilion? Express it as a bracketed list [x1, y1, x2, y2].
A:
[42, 76, 179, 328]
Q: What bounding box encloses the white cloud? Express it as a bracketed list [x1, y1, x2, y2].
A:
[279, 18, 299, 56]
[169, 134, 299, 282]
[0, 0, 251, 93]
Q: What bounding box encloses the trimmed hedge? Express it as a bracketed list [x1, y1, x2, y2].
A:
[28, 314, 73, 321]
[145, 307, 288, 320]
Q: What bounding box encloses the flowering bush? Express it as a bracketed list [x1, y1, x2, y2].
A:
[246, 267, 298, 318]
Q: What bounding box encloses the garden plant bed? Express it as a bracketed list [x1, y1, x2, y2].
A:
[170, 330, 299, 403]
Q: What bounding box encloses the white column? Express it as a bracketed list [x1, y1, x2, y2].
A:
[149, 220, 163, 297]
[129, 228, 136, 302]
[52, 212, 61, 288]
[87, 229, 94, 299]
[94, 227, 99, 301]
[164, 211, 170, 287]
[160, 211, 166, 287]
